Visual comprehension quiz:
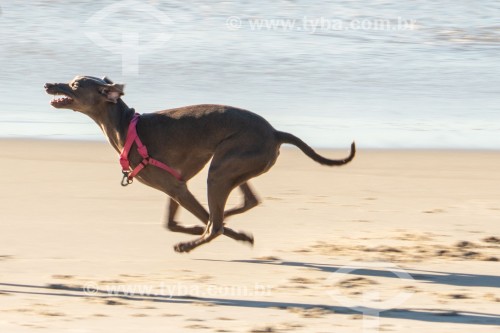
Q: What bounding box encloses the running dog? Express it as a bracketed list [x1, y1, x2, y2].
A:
[44, 76, 355, 253]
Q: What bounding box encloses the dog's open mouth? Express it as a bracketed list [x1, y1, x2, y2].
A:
[50, 94, 74, 107]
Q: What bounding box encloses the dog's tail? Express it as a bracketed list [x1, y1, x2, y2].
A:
[275, 131, 355, 166]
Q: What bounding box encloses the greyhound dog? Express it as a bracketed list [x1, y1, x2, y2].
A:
[44, 76, 355, 253]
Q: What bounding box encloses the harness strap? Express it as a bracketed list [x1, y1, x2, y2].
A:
[119, 114, 183, 186]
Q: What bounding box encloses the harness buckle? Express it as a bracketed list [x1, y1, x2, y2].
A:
[121, 171, 133, 187]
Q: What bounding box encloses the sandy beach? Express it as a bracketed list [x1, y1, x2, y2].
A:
[0, 139, 498, 332]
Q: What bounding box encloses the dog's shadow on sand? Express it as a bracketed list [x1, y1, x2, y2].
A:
[1, 257, 500, 327]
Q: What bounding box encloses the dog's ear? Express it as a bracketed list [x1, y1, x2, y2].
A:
[102, 76, 114, 84]
[100, 83, 125, 103]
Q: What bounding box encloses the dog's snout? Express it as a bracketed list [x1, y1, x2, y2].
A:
[44, 83, 54, 90]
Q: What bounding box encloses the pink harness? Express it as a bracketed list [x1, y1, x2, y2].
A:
[119, 114, 182, 186]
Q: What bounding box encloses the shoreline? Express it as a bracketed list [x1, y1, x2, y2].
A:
[1, 137, 498, 152]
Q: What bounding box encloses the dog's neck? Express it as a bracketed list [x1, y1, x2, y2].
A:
[89, 99, 135, 154]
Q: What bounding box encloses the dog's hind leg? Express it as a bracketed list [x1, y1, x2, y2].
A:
[224, 182, 260, 218]
[174, 148, 273, 253]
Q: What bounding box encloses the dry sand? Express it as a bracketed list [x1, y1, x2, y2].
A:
[0, 139, 499, 332]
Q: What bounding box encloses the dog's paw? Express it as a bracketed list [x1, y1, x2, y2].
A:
[174, 242, 191, 253]
[242, 232, 254, 246]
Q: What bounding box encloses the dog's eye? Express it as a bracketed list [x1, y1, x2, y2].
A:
[71, 82, 79, 90]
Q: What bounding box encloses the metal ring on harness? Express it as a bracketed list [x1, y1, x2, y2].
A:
[121, 171, 133, 186]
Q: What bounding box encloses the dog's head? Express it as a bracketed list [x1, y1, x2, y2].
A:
[44, 76, 125, 115]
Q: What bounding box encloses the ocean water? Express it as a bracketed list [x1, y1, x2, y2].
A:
[0, 1, 498, 149]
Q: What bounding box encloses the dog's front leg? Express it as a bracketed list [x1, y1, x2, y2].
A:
[165, 197, 205, 235]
